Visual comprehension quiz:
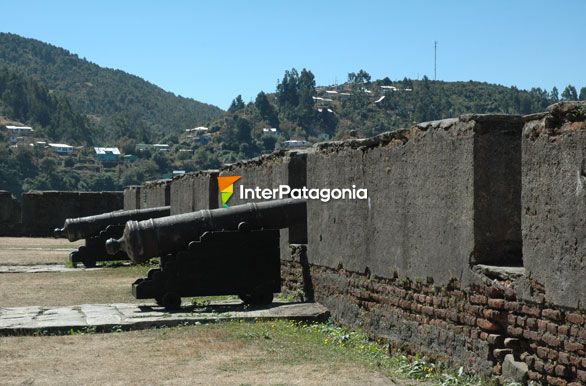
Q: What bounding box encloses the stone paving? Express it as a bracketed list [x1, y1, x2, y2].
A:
[0, 264, 102, 273]
[0, 301, 329, 335]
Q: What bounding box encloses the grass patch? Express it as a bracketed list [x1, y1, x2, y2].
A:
[228, 320, 494, 385]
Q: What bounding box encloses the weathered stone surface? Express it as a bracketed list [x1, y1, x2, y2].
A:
[141, 179, 171, 208]
[123, 185, 141, 210]
[0, 301, 329, 335]
[170, 170, 219, 215]
[502, 354, 529, 383]
[522, 101, 586, 309]
[21, 191, 123, 237]
[0, 191, 21, 236]
[306, 114, 523, 285]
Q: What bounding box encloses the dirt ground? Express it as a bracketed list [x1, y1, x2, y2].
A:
[0, 266, 150, 307]
[0, 238, 431, 385]
[0, 237, 83, 265]
[0, 237, 150, 307]
[0, 324, 420, 386]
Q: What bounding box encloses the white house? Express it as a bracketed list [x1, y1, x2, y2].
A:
[48, 143, 75, 155]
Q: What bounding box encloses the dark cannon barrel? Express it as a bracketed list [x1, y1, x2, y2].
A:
[106, 199, 306, 263]
[54, 206, 171, 242]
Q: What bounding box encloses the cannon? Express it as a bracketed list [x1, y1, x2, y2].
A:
[54, 206, 171, 267]
[105, 199, 306, 309]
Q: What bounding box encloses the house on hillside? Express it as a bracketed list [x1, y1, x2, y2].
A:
[48, 143, 75, 155]
[94, 147, 120, 164]
[5, 125, 34, 144]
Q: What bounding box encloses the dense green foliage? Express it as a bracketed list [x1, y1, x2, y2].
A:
[211, 69, 583, 148]
[0, 33, 223, 143]
[0, 66, 91, 143]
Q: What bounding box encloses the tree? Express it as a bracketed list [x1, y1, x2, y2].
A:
[228, 95, 245, 112]
[296, 68, 317, 127]
[276, 69, 299, 115]
[550, 87, 559, 102]
[254, 91, 278, 127]
[579, 87, 586, 101]
[561, 85, 578, 101]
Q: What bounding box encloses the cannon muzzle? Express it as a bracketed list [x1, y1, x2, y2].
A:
[108, 198, 306, 263]
[57, 206, 171, 241]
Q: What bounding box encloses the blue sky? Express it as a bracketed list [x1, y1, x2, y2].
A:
[1, 0, 585, 109]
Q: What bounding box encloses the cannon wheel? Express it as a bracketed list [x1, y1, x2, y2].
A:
[161, 292, 181, 310]
[68, 251, 79, 268]
[82, 256, 96, 268]
[239, 291, 273, 306]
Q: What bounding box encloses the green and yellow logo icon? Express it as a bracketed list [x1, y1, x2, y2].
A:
[218, 176, 241, 208]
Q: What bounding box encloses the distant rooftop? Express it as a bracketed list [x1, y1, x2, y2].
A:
[94, 147, 121, 155]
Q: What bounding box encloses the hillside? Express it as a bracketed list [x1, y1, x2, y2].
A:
[0, 66, 91, 143]
[0, 33, 223, 143]
[205, 68, 581, 164]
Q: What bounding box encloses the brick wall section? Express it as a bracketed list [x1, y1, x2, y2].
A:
[522, 102, 586, 309]
[0, 190, 21, 236]
[141, 179, 171, 208]
[21, 191, 123, 236]
[281, 255, 586, 382]
[123, 186, 141, 210]
[170, 170, 219, 215]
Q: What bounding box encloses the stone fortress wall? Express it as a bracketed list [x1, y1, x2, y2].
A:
[137, 102, 585, 384]
[0, 191, 123, 237]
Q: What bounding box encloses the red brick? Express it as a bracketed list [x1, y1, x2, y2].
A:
[564, 340, 584, 352]
[536, 346, 549, 359]
[504, 301, 520, 312]
[422, 306, 434, 316]
[565, 312, 584, 325]
[488, 298, 505, 309]
[477, 318, 500, 332]
[543, 333, 562, 348]
[469, 294, 487, 305]
[544, 362, 555, 375]
[543, 308, 562, 321]
[507, 313, 517, 324]
[547, 322, 558, 334]
[555, 364, 570, 377]
[558, 325, 569, 336]
[577, 369, 586, 382]
[528, 370, 543, 381]
[558, 352, 570, 365]
[522, 305, 541, 317]
[507, 326, 523, 337]
[527, 317, 537, 329]
[534, 359, 544, 372]
[547, 348, 558, 361]
[524, 354, 535, 367]
[546, 376, 567, 386]
[516, 316, 526, 327]
[523, 329, 541, 341]
[568, 383, 583, 386]
[538, 319, 548, 331]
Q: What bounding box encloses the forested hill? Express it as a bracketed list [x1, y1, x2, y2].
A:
[0, 66, 91, 143]
[211, 68, 584, 163]
[0, 33, 223, 143]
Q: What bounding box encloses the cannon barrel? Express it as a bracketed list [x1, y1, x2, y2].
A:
[54, 206, 171, 242]
[106, 199, 306, 263]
